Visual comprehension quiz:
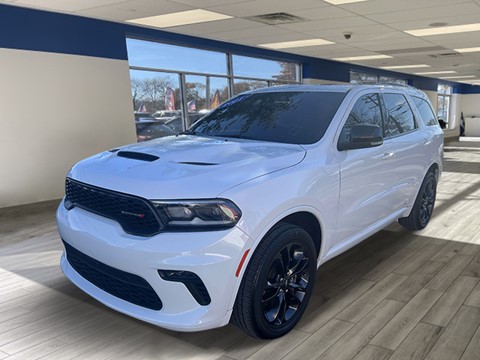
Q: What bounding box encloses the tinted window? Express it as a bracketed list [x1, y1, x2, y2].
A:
[339, 93, 383, 144]
[189, 92, 346, 144]
[412, 96, 438, 126]
[127, 38, 227, 75]
[383, 93, 416, 137]
[232, 55, 300, 81]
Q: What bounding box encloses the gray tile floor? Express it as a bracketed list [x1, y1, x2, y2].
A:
[1, 138, 480, 360]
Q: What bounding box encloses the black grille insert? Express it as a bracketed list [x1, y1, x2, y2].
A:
[63, 240, 163, 310]
[158, 270, 211, 305]
[65, 178, 162, 236]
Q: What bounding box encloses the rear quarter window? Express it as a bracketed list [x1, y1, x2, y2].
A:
[412, 96, 438, 126]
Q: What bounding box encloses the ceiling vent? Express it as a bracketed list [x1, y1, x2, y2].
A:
[247, 12, 304, 25]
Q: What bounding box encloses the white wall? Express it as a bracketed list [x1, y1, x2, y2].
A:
[462, 94, 480, 117]
[0, 48, 136, 208]
[424, 90, 461, 141]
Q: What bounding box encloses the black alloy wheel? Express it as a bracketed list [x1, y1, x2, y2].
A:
[262, 243, 310, 326]
[419, 175, 436, 227]
[232, 222, 317, 339]
[399, 171, 437, 231]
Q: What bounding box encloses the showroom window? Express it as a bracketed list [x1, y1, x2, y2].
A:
[437, 84, 452, 128]
[350, 71, 407, 85]
[126, 38, 301, 142]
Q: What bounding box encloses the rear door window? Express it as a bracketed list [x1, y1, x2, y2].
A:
[383, 93, 417, 138]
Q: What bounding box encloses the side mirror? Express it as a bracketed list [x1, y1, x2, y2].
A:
[438, 119, 446, 129]
[338, 124, 383, 151]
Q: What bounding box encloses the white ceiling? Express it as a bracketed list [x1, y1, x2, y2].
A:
[4, 0, 480, 84]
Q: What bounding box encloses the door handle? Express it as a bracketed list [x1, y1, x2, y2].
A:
[382, 152, 394, 160]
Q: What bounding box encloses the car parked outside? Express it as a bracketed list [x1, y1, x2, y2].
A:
[164, 113, 206, 133]
[136, 122, 177, 142]
[152, 110, 182, 123]
[134, 112, 155, 122]
[57, 85, 443, 339]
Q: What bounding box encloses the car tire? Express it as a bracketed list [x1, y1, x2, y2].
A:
[399, 171, 437, 231]
[232, 222, 317, 339]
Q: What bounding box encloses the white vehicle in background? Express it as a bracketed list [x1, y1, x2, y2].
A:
[152, 110, 181, 122]
[57, 85, 443, 339]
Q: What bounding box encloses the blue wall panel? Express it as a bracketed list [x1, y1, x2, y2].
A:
[1, 3, 480, 94]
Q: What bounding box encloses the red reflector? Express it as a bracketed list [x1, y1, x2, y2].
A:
[235, 249, 250, 277]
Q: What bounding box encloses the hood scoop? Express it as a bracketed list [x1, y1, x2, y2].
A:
[176, 161, 218, 166]
[117, 151, 159, 162]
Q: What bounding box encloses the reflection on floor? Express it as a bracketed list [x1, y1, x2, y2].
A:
[1, 138, 480, 360]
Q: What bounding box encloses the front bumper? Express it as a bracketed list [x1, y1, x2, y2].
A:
[56, 199, 251, 332]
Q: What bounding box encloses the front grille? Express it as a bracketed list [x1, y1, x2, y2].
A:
[65, 178, 162, 236]
[63, 240, 163, 310]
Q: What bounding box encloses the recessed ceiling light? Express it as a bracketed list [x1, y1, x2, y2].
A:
[324, 0, 369, 4]
[127, 9, 232, 28]
[333, 54, 392, 61]
[380, 64, 430, 70]
[415, 71, 457, 75]
[259, 39, 335, 49]
[405, 23, 480, 36]
[439, 75, 476, 79]
[454, 47, 480, 53]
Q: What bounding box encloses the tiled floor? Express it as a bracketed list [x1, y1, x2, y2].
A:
[1, 138, 480, 360]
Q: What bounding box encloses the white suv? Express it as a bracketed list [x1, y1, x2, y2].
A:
[57, 85, 443, 339]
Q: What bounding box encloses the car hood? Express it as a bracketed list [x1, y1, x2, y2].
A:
[68, 135, 306, 199]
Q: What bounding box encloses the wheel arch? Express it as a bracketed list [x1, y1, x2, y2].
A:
[277, 212, 322, 258]
[228, 208, 324, 312]
[427, 162, 440, 181]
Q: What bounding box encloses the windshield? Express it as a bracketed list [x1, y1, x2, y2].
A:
[189, 91, 346, 144]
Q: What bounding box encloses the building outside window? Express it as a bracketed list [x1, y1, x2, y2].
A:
[350, 71, 407, 86]
[126, 38, 301, 142]
[437, 84, 452, 128]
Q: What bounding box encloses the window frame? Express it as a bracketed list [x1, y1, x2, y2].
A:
[126, 37, 302, 140]
[437, 84, 452, 128]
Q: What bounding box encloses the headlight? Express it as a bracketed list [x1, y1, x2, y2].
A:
[151, 199, 241, 230]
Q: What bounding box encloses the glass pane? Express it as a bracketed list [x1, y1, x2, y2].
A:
[437, 96, 445, 119]
[412, 96, 438, 126]
[350, 71, 378, 84]
[127, 38, 227, 75]
[233, 79, 269, 95]
[130, 69, 181, 142]
[208, 77, 229, 111]
[443, 96, 450, 124]
[379, 76, 407, 85]
[339, 93, 383, 144]
[383, 93, 416, 137]
[232, 55, 299, 81]
[185, 75, 207, 129]
[437, 84, 452, 95]
[190, 91, 346, 144]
